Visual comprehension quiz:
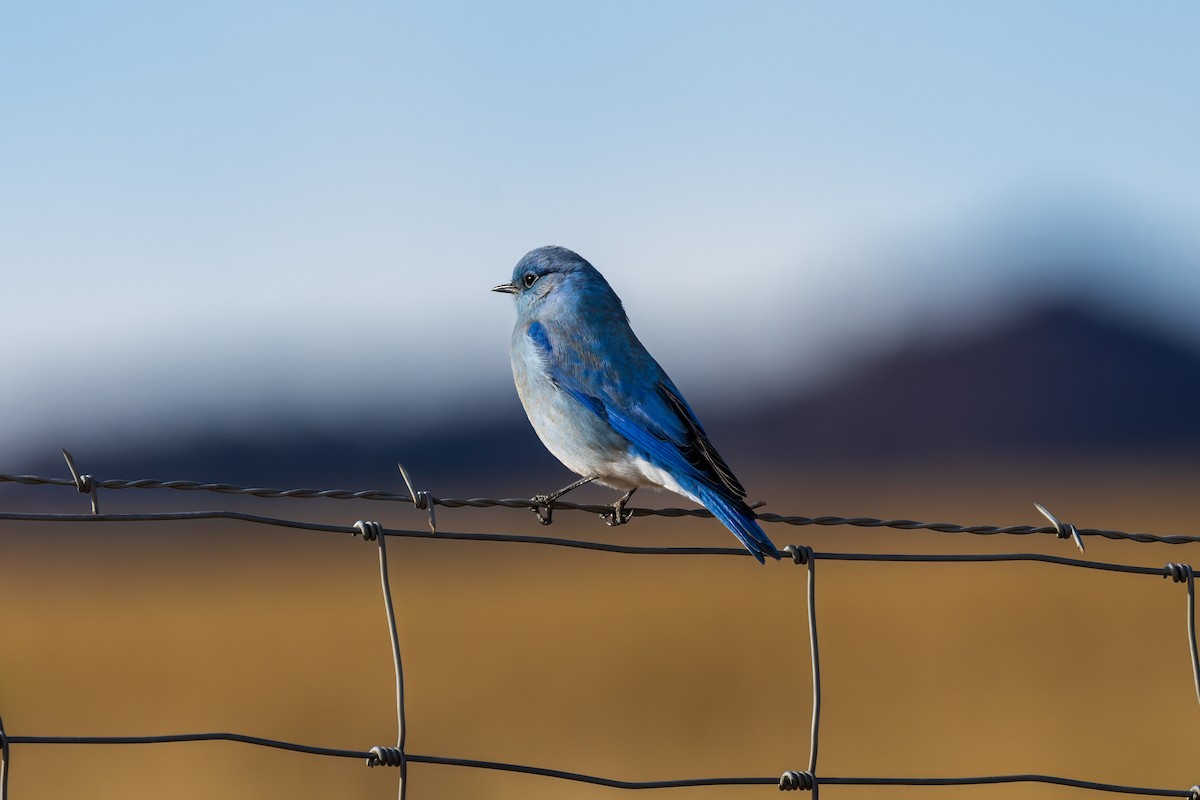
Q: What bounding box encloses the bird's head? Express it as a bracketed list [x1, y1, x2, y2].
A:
[492, 246, 604, 312]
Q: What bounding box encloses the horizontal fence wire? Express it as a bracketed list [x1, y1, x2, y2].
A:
[3, 733, 1198, 797]
[6, 730, 1197, 796]
[1, 454, 1198, 799]
[1, 507, 1195, 572]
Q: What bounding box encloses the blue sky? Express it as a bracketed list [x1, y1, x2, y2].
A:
[2, 1, 1198, 456]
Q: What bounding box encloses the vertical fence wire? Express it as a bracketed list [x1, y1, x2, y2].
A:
[1, 711, 10, 800]
[379, 531, 407, 800]
[1176, 566, 1199, 708]
[805, 553, 821, 779]
[780, 546, 822, 794]
[356, 520, 408, 799]
[1164, 563, 1200, 709]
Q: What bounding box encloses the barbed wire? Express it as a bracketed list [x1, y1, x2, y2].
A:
[3, 458, 1199, 545]
[1, 453, 1197, 798]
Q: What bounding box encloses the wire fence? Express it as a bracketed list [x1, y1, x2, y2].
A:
[1, 451, 1198, 799]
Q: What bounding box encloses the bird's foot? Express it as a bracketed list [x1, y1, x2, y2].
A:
[601, 508, 633, 527]
[530, 495, 556, 525]
[602, 490, 636, 527]
[528, 476, 599, 526]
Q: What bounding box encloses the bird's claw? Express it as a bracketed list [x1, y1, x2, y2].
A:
[602, 500, 634, 527]
[530, 495, 555, 525]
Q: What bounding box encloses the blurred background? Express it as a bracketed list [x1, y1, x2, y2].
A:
[2, 1, 1199, 798]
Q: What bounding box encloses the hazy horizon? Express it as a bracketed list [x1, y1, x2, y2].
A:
[4, 1, 1199, 462]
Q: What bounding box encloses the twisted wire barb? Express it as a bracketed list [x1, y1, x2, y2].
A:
[2, 471, 1197, 545]
[58, 450, 99, 514]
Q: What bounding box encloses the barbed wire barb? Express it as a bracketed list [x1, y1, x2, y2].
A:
[59, 449, 99, 515]
[396, 463, 436, 534]
[1034, 502, 1085, 553]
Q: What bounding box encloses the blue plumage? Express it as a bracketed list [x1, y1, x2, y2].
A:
[493, 246, 781, 563]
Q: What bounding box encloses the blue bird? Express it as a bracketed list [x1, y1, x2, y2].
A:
[493, 246, 781, 563]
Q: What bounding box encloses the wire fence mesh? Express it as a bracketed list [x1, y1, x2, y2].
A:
[1, 453, 1198, 799]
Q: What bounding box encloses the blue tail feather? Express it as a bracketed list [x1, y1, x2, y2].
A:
[691, 482, 781, 564]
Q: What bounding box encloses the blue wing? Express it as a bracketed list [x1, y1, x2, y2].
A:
[527, 320, 780, 562]
[528, 321, 741, 495]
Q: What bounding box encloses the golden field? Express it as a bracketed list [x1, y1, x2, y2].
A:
[2, 457, 1198, 799]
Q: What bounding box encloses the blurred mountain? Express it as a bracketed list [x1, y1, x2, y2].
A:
[732, 300, 1200, 465]
[10, 300, 1200, 494]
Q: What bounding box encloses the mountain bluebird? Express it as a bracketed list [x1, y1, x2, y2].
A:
[493, 246, 781, 563]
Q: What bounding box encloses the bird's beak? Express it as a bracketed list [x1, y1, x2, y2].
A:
[492, 282, 519, 294]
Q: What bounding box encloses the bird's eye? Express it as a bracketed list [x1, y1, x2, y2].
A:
[523, 273, 537, 288]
